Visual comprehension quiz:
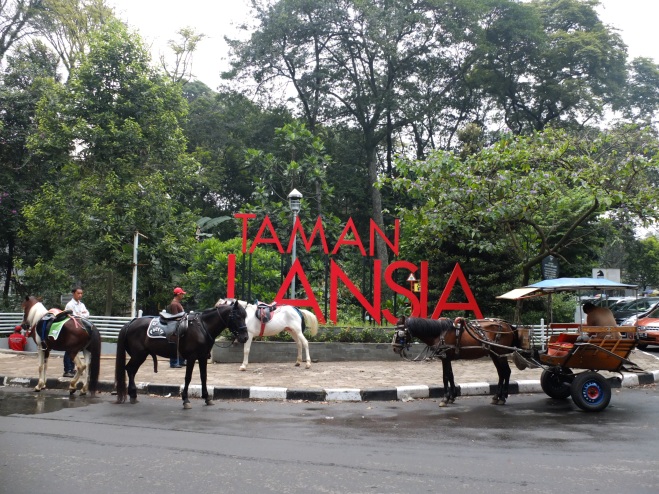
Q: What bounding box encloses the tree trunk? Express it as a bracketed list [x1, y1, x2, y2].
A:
[366, 145, 389, 281]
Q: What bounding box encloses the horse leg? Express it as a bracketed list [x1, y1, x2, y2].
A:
[439, 359, 456, 407]
[182, 357, 196, 409]
[79, 349, 91, 395]
[35, 346, 47, 392]
[491, 356, 511, 405]
[288, 330, 304, 368]
[240, 334, 253, 371]
[69, 352, 85, 395]
[125, 354, 147, 404]
[299, 332, 312, 369]
[198, 356, 213, 406]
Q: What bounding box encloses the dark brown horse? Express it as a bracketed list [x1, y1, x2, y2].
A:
[115, 300, 248, 409]
[392, 316, 519, 406]
[22, 295, 101, 396]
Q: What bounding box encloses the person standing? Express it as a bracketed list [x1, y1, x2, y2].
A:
[168, 287, 187, 368]
[63, 287, 90, 377]
[8, 325, 27, 351]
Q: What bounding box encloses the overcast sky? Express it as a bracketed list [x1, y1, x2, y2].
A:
[108, 0, 659, 91]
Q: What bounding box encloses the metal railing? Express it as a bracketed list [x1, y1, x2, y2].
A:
[0, 313, 132, 339]
[1, 312, 569, 347]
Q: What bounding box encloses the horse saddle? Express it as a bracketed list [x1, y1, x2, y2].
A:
[37, 309, 73, 342]
[147, 312, 188, 343]
[255, 301, 277, 325]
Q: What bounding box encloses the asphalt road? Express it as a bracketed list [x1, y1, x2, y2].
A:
[1, 386, 658, 494]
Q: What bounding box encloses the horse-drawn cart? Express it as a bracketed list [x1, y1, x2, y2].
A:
[499, 277, 643, 412]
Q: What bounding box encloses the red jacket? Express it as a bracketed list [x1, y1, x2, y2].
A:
[8, 331, 27, 351]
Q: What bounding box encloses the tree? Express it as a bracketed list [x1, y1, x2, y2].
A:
[386, 126, 659, 316]
[31, 0, 114, 75]
[23, 19, 197, 314]
[0, 0, 43, 61]
[0, 39, 60, 302]
[183, 86, 292, 233]
[622, 57, 659, 125]
[474, 0, 628, 133]
[626, 236, 659, 291]
[225, 0, 488, 272]
[160, 27, 206, 84]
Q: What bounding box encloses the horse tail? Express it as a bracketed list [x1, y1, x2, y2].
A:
[300, 309, 319, 337]
[115, 322, 129, 404]
[88, 325, 102, 395]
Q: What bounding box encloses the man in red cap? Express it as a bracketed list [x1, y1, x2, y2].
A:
[8, 325, 27, 351]
[168, 287, 187, 368]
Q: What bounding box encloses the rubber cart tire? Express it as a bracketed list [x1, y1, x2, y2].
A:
[570, 372, 611, 412]
[540, 369, 572, 400]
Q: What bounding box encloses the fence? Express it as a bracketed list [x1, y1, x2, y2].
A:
[1, 312, 567, 349]
[0, 312, 132, 340]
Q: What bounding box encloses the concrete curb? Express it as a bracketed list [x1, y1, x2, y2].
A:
[2, 370, 657, 402]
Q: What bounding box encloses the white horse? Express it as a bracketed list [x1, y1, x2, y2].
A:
[216, 299, 319, 371]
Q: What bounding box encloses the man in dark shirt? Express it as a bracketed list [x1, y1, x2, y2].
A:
[169, 287, 186, 368]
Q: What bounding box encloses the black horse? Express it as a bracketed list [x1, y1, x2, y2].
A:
[115, 300, 248, 409]
[393, 316, 520, 406]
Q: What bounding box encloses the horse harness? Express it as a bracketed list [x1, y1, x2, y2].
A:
[398, 318, 508, 361]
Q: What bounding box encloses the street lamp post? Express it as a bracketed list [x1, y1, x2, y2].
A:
[288, 189, 303, 299]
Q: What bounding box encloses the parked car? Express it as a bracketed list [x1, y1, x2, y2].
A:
[621, 301, 659, 326]
[575, 297, 635, 323]
[636, 304, 659, 349]
[613, 297, 659, 325]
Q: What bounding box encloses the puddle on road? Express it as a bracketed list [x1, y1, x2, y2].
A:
[0, 388, 98, 416]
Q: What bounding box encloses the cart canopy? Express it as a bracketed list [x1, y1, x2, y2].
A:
[497, 277, 637, 300]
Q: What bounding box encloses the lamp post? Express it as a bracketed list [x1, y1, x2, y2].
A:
[288, 189, 302, 299]
[131, 231, 147, 318]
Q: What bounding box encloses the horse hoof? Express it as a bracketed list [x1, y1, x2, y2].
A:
[305, 363, 311, 369]
[130, 397, 138, 404]
[239, 366, 246, 371]
[295, 362, 301, 367]
[183, 402, 192, 410]
[34, 387, 41, 393]
[438, 401, 448, 407]
[205, 400, 215, 406]
[69, 389, 76, 395]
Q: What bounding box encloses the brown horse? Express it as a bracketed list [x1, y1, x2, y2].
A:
[114, 300, 248, 409]
[21, 295, 101, 396]
[392, 316, 519, 406]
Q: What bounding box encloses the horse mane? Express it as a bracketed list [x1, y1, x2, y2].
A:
[215, 298, 250, 308]
[24, 297, 48, 328]
[404, 317, 455, 338]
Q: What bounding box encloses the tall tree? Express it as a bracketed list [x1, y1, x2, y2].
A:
[23, 19, 197, 314]
[160, 27, 206, 84]
[225, 0, 487, 271]
[474, 0, 628, 133]
[0, 0, 43, 60]
[31, 0, 114, 74]
[0, 39, 60, 303]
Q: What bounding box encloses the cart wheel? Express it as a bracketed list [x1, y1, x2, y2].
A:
[540, 369, 573, 399]
[570, 372, 611, 412]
